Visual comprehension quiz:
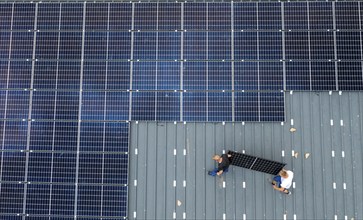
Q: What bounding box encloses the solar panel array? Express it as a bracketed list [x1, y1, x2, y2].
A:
[0, 1, 362, 219]
[228, 151, 286, 175]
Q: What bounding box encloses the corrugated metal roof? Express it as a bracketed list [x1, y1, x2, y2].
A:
[128, 91, 363, 220]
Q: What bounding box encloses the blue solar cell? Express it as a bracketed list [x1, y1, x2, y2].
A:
[311, 62, 336, 90]
[37, 3, 60, 30]
[208, 3, 231, 30]
[132, 62, 156, 90]
[308, 2, 333, 30]
[183, 92, 207, 121]
[158, 32, 181, 60]
[77, 185, 102, 216]
[157, 62, 180, 90]
[0, 32, 10, 59]
[12, 4, 35, 30]
[52, 153, 77, 183]
[183, 62, 207, 90]
[83, 62, 106, 90]
[158, 3, 181, 30]
[109, 3, 132, 30]
[134, 3, 157, 30]
[84, 32, 107, 60]
[184, 3, 206, 30]
[31, 91, 56, 120]
[59, 32, 82, 59]
[3, 121, 28, 150]
[57, 61, 81, 90]
[258, 3, 281, 30]
[234, 92, 259, 122]
[286, 62, 311, 90]
[105, 92, 129, 121]
[207, 32, 231, 60]
[27, 152, 52, 182]
[336, 32, 361, 60]
[53, 122, 78, 152]
[259, 32, 282, 60]
[6, 90, 30, 119]
[29, 122, 54, 151]
[85, 3, 108, 30]
[234, 32, 258, 60]
[104, 122, 129, 152]
[8, 61, 32, 89]
[184, 32, 207, 60]
[107, 62, 130, 90]
[25, 184, 51, 215]
[2, 152, 26, 182]
[156, 92, 180, 121]
[310, 32, 334, 60]
[10, 32, 34, 59]
[108, 32, 131, 60]
[284, 2, 308, 30]
[234, 62, 258, 91]
[60, 3, 83, 30]
[0, 61, 9, 89]
[50, 185, 76, 216]
[102, 186, 128, 217]
[338, 62, 363, 91]
[55, 91, 80, 121]
[103, 154, 128, 184]
[260, 92, 285, 122]
[0, 183, 24, 214]
[78, 154, 103, 184]
[259, 62, 283, 90]
[0, 90, 5, 118]
[335, 2, 359, 30]
[208, 62, 232, 90]
[133, 32, 157, 60]
[233, 3, 257, 30]
[80, 122, 104, 152]
[131, 92, 156, 121]
[81, 91, 105, 121]
[285, 32, 309, 60]
[208, 92, 232, 122]
[35, 32, 59, 59]
[33, 61, 58, 89]
[0, 4, 13, 30]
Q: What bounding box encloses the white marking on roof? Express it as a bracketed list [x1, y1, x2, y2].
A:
[340, 120, 343, 126]
[343, 183, 346, 190]
[243, 182, 246, 188]
[183, 180, 186, 187]
[174, 149, 177, 155]
[135, 148, 138, 155]
[282, 151, 285, 157]
[333, 182, 336, 189]
[342, 151, 345, 158]
[332, 151, 335, 157]
[133, 211, 136, 218]
[330, 119, 333, 126]
[134, 180, 137, 186]
[173, 180, 176, 187]
[291, 119, 294, 125]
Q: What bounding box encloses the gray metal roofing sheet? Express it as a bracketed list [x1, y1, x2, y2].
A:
[128, 91, 363, 220]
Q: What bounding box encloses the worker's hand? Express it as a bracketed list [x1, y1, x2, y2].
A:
[217, 170, 223, 176]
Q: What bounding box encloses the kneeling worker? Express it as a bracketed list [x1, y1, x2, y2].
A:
[272, 169, 294, 194]
[208, 153, 233, 176]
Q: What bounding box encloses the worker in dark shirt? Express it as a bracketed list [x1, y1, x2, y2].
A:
[208, 154, 233, 176]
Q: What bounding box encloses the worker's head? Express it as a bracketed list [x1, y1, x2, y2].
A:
[212, 155, 221, 161]
[279, 169, 289, 178]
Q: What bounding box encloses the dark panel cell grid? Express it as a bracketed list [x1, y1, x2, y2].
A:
[229, 150, 286, 175]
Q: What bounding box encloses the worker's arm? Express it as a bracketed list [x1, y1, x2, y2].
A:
[217, 170, 224, 175]
[273, 185, 286, 192]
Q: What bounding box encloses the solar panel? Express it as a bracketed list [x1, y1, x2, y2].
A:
[228, 150, 286, 175]
[1, 2, 363, 218]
